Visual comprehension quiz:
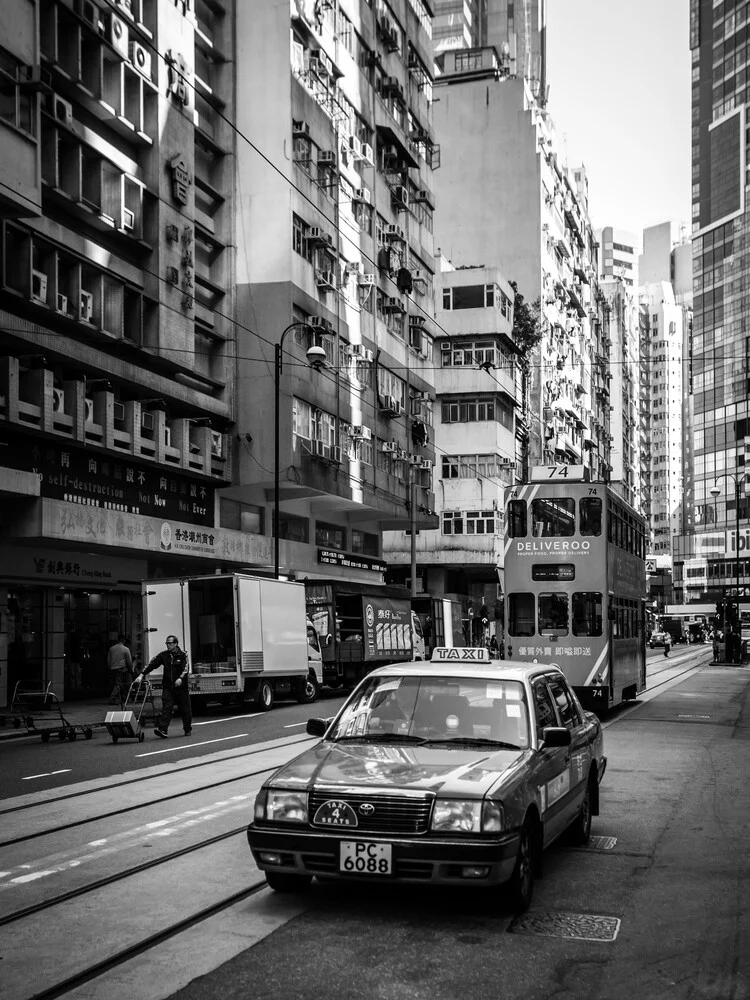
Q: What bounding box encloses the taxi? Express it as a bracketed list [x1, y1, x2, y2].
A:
[247, 648, 607, 912]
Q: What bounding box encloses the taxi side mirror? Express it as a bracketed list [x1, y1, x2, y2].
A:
[306, 718, 329, 737]
[541, 726, 572, 748]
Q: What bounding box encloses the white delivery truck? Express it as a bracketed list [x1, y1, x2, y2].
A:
[143, 574, 323, 711]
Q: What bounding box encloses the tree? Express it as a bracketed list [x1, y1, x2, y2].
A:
[509, 281, 542, 374]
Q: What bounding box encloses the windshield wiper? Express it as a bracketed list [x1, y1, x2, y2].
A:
[421, 737, 521, 750]
[333, 733, 426, 744]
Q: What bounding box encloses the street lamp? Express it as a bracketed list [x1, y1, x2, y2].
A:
[274, 323, 327, 578]
[709, 472, 749, 644]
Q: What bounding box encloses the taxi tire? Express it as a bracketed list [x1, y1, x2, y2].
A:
[265, 871, 313, 893]
[507, 822, 535, 913]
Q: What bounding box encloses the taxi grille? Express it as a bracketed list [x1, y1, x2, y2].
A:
[309, 790, 432, 835]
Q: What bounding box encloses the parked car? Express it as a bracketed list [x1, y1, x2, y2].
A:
[649, 631, 670, 648]
[247, 650, 607, 912]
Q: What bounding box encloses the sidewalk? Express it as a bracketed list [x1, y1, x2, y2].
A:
[0, 694, 159, 742]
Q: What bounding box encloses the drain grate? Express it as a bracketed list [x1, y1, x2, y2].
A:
[510, 911, 621, 942]
[588, 835, 617, 850]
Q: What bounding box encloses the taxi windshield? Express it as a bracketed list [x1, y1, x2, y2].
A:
[330, 675, 530, 748]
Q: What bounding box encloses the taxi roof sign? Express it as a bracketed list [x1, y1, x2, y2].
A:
[431, 647, 491, 663]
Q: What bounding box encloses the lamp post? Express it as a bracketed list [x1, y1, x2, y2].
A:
[709, 472, 749, 649]
[274, 323, 326, 579]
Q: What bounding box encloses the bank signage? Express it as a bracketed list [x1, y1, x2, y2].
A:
[0, 430, 214, 526]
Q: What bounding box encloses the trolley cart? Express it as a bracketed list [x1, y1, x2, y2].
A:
[7, 682, 94, 743]
[105, 679, 155, 743]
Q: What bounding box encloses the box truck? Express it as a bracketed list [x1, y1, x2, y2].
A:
[304, 580, 422, 689]
[143, 574, 322, 710]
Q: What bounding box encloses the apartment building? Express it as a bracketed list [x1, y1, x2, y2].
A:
[231, 0, 438, 587]
[384, 261, 517, 634]
[0, 0, 240, 704]
[432, 48, 609, 479]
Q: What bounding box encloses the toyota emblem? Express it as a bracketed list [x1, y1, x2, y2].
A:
[358, 803, 375, 816]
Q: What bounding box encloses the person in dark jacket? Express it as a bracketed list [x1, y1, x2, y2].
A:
[134, 635, 191, 738]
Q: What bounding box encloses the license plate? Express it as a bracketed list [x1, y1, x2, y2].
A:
[340, 841, 392, 876]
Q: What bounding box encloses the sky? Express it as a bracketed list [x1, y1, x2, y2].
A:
[545, 0, 692, 243]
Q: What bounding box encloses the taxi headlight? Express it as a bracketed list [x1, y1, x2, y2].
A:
[255, 789, 309, 824]
[431, 799, 505, 834]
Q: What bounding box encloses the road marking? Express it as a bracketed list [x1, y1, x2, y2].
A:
[193, 713, 262, 726]
[283, 722, 307, 729]
[135, 733, 249, 757]
[21, 769, 72, 781]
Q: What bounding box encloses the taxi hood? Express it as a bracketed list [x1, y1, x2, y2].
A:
[266, 740, 527, 798]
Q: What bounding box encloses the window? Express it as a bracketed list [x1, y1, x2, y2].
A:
[275, 512, 309, 543]
[538, 593, 569, 635]
[316, 521, 346, 549]
[572, 592, 602, 636]
[507, 499, 528, 538]
[442, 511, 464, 534]
[508, 593, 535, 637]
[292, 214, 313, 262]
[441, 398, 496, 423]
[219, 499, 263, 534]
[465, 510, 496, 534]
[441, 340, 506, 367]
[580, 497, 602, 535]
[531, 498, 576, 536]
[352, 530, 379, 556]
[547, 677, 580, 729]
[0, 49, 35, 135]
[443, 284, 494, 309]
[532, 680, 558, 741]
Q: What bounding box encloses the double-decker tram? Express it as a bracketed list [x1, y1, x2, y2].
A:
[503, 465, 647, 711]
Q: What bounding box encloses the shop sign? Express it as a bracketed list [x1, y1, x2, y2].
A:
[0, 429, 214, 526]
[318, 548, 386, 573]
[363, 597, 411, 661]
[0, 546, 146, 586]
[33, 500, 272, 566]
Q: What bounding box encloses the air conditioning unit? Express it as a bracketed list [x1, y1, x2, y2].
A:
[360, 143, 374, 165]
[381, 395, 398, 413]
[50, 93, 73, 127]
[141, 410, 155, 431]
[385, 224, 405, 241]
[113, 401, 126, 422]
[349, 135, 362, 158]
[315, 269, 336, 290]
[121, 207, 135, 231]
[409, 315, 426, 328]
[52, 388, 65, 412]
[392, 185, 409, 208]
[80, 290, 94, 322]
[107, 12, 129, 58]
[358, 273, 376, 287]
[318, 150, 336, 165]
[382, 143, 400, 161]
[353, 187, 371, 204]
[409, 453, 422, 466]
[129, 40, 152, 79]
[307, 227, 331, 245]
[349, 344, 364, 357]
[84, 398, 94, 424]
[383, 296, 404, 313]
[419, 459, 432, 470]
[56, 293, 68, 313]
[113, 0, 134, 19]
[210, 431, 223, 457]
[499, 457, 515, 467]
[351, 425, 373, 440]
[330, 446, 342, 465]
[31, 269, 48, 304]
[314, 439, 330, 459]
[308, 316, 333, 332]
[363, 349, 375, 363]
[381, 441, 397, 453]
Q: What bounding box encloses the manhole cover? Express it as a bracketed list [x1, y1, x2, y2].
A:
[510, 911, 621, 942]
[588, 835, 617, 850]
[677, 714, 711, 720]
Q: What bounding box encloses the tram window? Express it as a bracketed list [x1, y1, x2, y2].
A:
[580, 498, 602, 536]
[507, 500, 527, 538]
[508, 593, 535, 636]
[572, 592, 602, 636]
[538, 593, 569, 635]
[531, 497, 575, 537]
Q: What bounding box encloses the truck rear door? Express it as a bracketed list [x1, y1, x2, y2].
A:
[143, 580, 188, 675]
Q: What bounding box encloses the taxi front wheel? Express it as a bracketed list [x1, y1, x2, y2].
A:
[507, 822, 535, 913]
[568, 777, 594, 845]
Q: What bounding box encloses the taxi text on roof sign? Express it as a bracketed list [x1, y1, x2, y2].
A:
[431, 647, 491, 662]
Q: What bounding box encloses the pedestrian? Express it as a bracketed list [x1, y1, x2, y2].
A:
[107, 634, 134, 707]
[489, 635, 499, 659]
[663, 633, 672, 657]
[134, 635, 191, 738]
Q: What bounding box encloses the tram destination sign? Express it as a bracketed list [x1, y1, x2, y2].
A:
[0, 429, 214, 526]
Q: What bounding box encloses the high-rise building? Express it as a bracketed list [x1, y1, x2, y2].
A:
[674, 1, 750, 608]
[486, 0, 547, 103]
[0, 0, 237, 705]
[432, 0, 487, 52]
